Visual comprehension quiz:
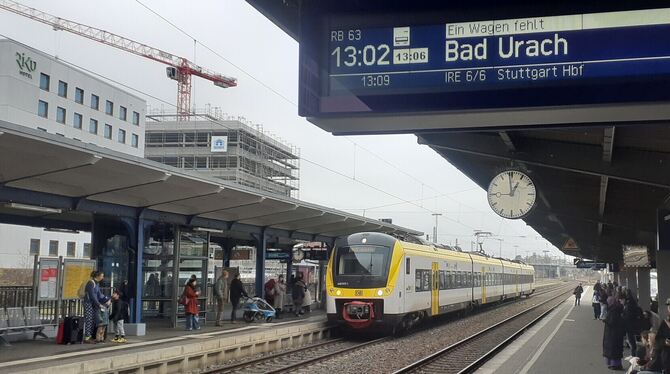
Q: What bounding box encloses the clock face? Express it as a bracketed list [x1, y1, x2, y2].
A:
[293, 249, 304, 262]
[487, 170, 536, 219]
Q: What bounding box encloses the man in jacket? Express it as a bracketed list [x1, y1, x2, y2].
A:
[573, 283, 584, 306]
[229, 273, 248, 323]
[213, 270, 229, 326]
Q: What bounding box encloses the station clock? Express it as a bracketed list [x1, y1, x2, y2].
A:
[487, 170, 536, 219]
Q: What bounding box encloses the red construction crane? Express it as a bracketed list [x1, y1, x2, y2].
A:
[0, 0, 237, 121]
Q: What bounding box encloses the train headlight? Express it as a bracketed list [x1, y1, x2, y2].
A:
[336, 290, 342, 296]
[377, 289, 383, 296]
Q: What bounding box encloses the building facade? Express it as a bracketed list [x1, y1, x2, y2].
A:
[145, 109, 300, 197]
[0, 39, 146, 157]
[0, 224, 91, 269]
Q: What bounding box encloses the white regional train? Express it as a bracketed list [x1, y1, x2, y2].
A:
[326, 232, 535, 333]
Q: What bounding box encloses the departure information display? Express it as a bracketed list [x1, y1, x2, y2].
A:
[327, 8, 670, 95]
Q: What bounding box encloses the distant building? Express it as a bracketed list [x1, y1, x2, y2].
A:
[0, 39, 146, 157]
[0, 224, 91, 269]
[145, 109, 300, 197]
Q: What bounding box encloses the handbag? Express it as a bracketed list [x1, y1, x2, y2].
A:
[178, 293, 189, 305]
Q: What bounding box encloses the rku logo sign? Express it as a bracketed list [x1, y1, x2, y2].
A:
[16, 52, 37, 79]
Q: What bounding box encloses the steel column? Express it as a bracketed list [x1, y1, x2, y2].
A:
[637, 268, 651, 312]
[255, 229, 267, 297]
[133, 217, 145, 323]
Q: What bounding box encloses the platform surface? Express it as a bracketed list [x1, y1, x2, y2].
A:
[0, 308, 325, 373]
[477, 285, 633, 374]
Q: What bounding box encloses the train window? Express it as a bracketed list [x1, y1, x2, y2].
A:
[406, 258, 410, 275]
[439, 271, 446, 290]
[415, 269, 431, 292]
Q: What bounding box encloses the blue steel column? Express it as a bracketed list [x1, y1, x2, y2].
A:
[255, 230, 267, 297]
[133, 217, 145, 323]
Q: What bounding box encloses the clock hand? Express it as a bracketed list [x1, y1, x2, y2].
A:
[511, 182, 520, 197]
[508, 174, 513, 195]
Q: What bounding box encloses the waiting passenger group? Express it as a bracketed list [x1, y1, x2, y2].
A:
[79, 269, 312, 344]
[584, 280, 670, 373]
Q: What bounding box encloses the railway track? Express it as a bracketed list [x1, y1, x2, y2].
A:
[392, 284, 575, 374]
[201, 282, 571, 374]
[202, 336, 390, 374]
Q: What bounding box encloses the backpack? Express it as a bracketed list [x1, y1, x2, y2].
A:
[78, 279, 93, 300]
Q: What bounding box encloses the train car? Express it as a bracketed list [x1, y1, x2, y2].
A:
[326, 232, 534, 333]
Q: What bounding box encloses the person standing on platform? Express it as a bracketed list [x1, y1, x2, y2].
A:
[110, 289, 129, 343]
[574, 283, 584, 306]
[600, 288, 610, 320]
[213, 270, 229, 326]
[603, 295, 626, 370]
[82, 270, 110, 344]
[655, 298, 670, 374]
[182, 277, 200, 331]
[623, 293, 643, 354]
[592, 289, 602, 319]
[229, 273, 248, 323]
[273, 275, 286, 318]
[292, 273, 306, 316]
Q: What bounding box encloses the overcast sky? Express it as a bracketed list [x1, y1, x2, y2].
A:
[0, 0, 569, 260]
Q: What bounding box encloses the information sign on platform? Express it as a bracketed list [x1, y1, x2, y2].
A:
[37, 258, 59, 300]
[265, 251, 290, 260]
[300, 6, 670, 133]
[62, 259, 96, 300]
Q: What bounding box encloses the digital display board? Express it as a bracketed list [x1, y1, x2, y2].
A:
[328, 9, 670, 95]
[298, 4, 670, 133]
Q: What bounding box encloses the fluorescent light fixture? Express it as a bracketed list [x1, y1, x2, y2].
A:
[44, 228, 80, 234]
[192, 227, 224, 234]
[5, 202, 62, 214]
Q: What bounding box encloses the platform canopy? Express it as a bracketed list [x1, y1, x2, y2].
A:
[0, 120, 422, 242]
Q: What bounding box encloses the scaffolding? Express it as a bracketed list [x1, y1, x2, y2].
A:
[144, 106, 300, 198]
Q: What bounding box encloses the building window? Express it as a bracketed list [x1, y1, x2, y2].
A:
[57, 107, 66, 124]
[75, 88, 84, 104]
[118, 129, 126, 144]
[132, 111, 140, 126]
[73, 113, 83, 129]
[38, 100, 48, 118]
[49, 240, 58, 256]
[104, 124, 112, 139]
[119, 106, 127, 121]
[105, 100, 113, 116]
[91, 94, 99, 110]
[89, 119, 98, 134]
[131, 133, 139, 148]
[83, 243, 92, 258]
[29, 239, 40, 256]
[40, 73, 50, 91]
[67, 242, 76, 257]
[58, 80, 68, 98]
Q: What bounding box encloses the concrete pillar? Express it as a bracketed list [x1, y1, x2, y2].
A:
[625, 267, 638, 295]
[657, 250, 670, 321]
[613, 272, 620, 285]
[637, 268, 651, 312]
[133, 217, 145, 324]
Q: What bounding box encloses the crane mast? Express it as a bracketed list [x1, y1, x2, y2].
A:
[0, 0, 237, 121]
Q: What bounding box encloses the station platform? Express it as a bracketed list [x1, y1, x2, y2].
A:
[0, 309, 327, 374]
[478, 285, 631, 374]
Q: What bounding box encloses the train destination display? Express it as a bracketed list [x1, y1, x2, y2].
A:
[327, 8, 670, 95]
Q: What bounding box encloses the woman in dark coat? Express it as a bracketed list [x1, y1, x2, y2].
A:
[229, 273, 248, 323]
[603, 296, 626, 370]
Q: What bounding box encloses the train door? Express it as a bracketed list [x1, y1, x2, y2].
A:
[431, 262, 439, 315]
[515, 270, 519, 294]
[481, 266, 487, 304]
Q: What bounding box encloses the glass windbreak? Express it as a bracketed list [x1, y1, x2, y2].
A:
[333, 245, 391, 288]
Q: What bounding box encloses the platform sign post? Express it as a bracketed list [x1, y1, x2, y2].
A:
[37, 257, 60, 301]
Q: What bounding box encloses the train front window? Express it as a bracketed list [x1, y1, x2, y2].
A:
[333, 245, 391, 288]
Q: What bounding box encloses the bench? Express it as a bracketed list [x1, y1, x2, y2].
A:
[0, 307, 55, 347]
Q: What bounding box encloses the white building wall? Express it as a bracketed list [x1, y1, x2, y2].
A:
[0, 39, 146, 157]
[0, 224, 91, 268]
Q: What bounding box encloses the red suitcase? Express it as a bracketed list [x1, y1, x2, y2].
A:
[55, 321, 64, 344]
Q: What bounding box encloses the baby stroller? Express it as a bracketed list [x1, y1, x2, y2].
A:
[241, 296, 276, 323]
